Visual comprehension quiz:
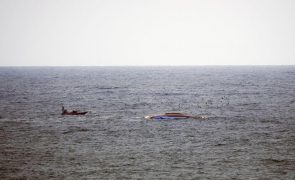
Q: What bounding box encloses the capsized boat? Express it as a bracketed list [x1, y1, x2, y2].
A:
[145, 112, 207, 120]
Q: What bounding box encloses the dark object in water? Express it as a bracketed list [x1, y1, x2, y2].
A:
[145, 112, 207, 120]
[62, 106, 88, 115]
[62, 111, 88, 115]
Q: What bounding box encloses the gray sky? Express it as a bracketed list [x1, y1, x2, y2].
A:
[0, 0, 295, 66]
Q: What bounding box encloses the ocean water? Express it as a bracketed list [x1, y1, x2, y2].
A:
[0, 66, 294, 179]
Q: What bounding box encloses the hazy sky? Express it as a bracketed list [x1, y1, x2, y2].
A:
[0, 0, 295, 66]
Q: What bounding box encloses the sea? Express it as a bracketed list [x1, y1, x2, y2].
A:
[0, 66, 294, 179]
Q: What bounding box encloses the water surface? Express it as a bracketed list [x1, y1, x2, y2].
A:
[0, 66, 294, 179]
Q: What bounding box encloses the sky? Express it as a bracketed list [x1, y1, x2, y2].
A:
[0, 0, 295, 66]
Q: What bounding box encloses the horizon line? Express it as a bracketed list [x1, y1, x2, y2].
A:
[1, 64, 295, 67]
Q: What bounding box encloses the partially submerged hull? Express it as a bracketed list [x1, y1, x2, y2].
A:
[145, 116, 190, 120]
[145, 113, 207, 120]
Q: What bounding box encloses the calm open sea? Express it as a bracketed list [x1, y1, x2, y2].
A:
[0, 66, 294, 179]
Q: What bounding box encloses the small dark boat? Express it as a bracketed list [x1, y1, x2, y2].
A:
[62, 106, 88, 115]
[62, 111, 88, 115]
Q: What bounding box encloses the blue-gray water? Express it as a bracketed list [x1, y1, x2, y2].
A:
[0, 66, 294, 179]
